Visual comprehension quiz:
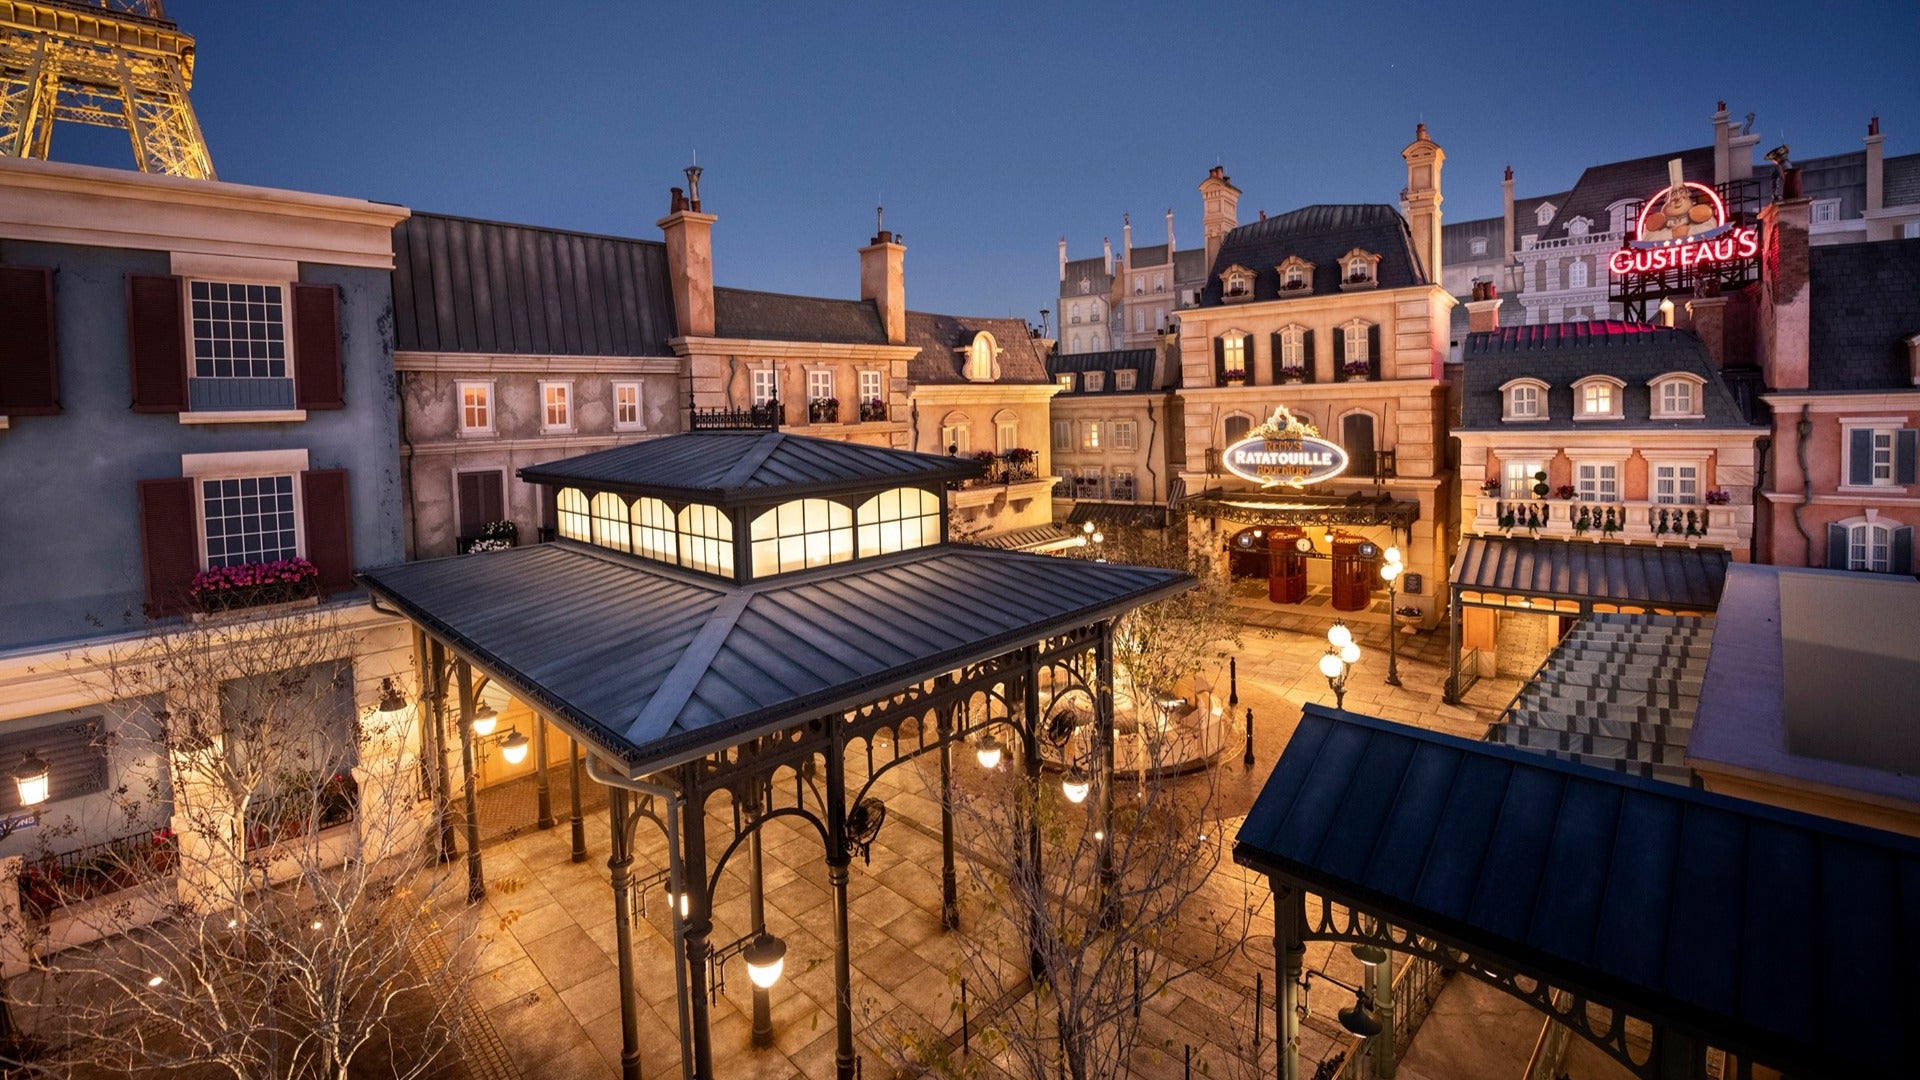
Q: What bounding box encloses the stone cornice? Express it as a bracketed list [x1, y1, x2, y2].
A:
[909, 384, 1059, 403]
[0, 156, 409, 269]
[669, 337, 921, 361]
[395, 353, 681, 375]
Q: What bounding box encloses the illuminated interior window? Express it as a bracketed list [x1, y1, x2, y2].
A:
[855, 487, 941, 558]
[751, 499, 853, 577]
[590, 492, 631, 553]
[630, 497, 677, 563]
[556, 488, 590, 542]
[677, 503, 734, 578]
[1503, 460, 1544, 499]
[968, 334, 997, 381]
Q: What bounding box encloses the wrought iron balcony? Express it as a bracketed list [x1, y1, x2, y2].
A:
[1471, 496, 1744, 547]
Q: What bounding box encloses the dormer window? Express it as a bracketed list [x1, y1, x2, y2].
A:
[1470, 237, 1488, 256]
[1649, 373, 1706, 419]
[1057, 374, 1075, 392]
[1573, 375, 1625, 420]
[1219, 265, 1255, 301]
[965, 332, 1000, 381]
[1535, 202, 1556, 228]
[1565, 216, 1592, 238]
[1276, 256, 1314, 292]
[1079, 278, 1091, 295]
[1339, 249, 1381, 290]
[1500, 378, 1549, 422]
[1084, 371, 1105, 392]
[1115, 369, 1136, 391]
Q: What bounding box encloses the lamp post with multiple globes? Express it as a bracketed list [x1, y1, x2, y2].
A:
[1379, 546, 1404, 688]
[1319, 621, 1362, 710]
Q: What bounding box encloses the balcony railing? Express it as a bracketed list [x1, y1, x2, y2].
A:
[1522, 230, 1624, 253]
[1473, 496, 1743, 546]
[964, 451, 1040, 487]
[18, 829, 179, 918]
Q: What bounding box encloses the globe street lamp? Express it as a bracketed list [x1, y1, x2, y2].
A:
[1379, 546, 1405, 688]
[1320, 620, 1361, 710]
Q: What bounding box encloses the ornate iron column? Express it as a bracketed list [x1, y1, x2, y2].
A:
[935, 676, 960, 930]
[534, 716, 556, 829]
[453, 658, 485, 902]
[568, 737, 587, 863]
[606, 785, 643, 1080]
[1373, 925, 1396, 1078]
[1094, 622, 1117, 908]
[680, 773, 714, 1079]
[1443, 592, 1464, 705]
[1022, 646, 1045, 982]
[426, 638, 458, 861]
[824, 734, 857, 1080]
[1276, 881, 1305, 1080]
[746, 781, 774, 1047]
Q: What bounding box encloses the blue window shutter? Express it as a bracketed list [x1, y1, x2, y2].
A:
[1894, 526, 1914, 575]
[1896, 429, 1918, 486]
[1303, 329, 1316, 382]
[1213, 337, 1226, 385]
[1827, 523, 1850, 570]
[1848, 428, 1874, 486]
[1367, 324, 1381, 378]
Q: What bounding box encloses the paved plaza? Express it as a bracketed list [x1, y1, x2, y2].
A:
[446, 617, 1521, 1079]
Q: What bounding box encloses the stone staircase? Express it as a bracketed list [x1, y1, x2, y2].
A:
[1489, 614, 1711, 785]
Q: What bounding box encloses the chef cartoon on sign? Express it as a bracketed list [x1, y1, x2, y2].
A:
[1638, 159, 1722, 245]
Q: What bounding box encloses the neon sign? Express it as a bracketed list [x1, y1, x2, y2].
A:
[1222, 406, 1349, 489]
[1608, 159, 1759, 278]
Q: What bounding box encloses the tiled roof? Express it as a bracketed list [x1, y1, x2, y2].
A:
[361, 542, 1191, 774]
[1807, 238, 1920, 392]
[1235, 707, 1920, 1080]
[712, 287, 888, 345]
[1128, 243, 1170, 268]
[1045, 348, 1160, 394]
[1199, 204, 1425, 306]
[1458, 322, 1755, 430]
[907, 311, 1050, 384]
[1452, 535, 1730, 609]
[519, 430, 976, 504]
[1511, 191, 1571, 242]
[1539, 148, 1713, 239]
[1886, 152, 1920, 208]
[1172, 248, 1207, 282]
[392, 213, 676, 356]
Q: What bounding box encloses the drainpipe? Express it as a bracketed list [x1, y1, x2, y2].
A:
[1792, 405, 1814, 566]
[1144, 398, 1161, 504]
[586, 757, 693, 1080]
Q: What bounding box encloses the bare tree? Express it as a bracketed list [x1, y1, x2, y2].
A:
[1, 607, 485, 1079]
[1074, 526, 1241, 716]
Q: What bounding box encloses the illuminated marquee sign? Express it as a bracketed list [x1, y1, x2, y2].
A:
[1222, 406, 1349, 489]
[1608, 159, 1759, 277]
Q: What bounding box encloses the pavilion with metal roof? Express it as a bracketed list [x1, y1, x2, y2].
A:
[1235, 706, 1920, 1080]
[361, 430, 1191, 1080]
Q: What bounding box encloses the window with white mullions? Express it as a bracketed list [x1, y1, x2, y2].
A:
[1503, 460, 1544, 500]
[1576, 462, 1619, 502]
[1653, 463, 1700, 504]
[202, 475, 297, 567]
[190, 281, 286, 380]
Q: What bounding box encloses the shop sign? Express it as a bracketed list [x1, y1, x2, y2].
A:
[1222, 406, 1349, 489]
[1608, 158, 1759, 277]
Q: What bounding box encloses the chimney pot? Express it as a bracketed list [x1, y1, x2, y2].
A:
[1416, 122, 1428, 141]
[1870, 116, 1881, 136]
[1783, 167, 1804, 199]
[670, 187, 687, 213]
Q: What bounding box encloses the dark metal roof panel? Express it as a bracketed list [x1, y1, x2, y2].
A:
[1450, 536, 1729, 610]
[1199, 204, 1427, 306]
[1459, 321, 1758, 432]
[1047, 349, 1159, 394]
[392, 213, 676, 356]
[518, 431, 978, 503]
[1234, 708, 1920, 1080]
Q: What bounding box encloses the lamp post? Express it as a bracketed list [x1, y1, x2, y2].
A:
[1379, 546, 1404, 688]
[1319, 620, 1361, 711]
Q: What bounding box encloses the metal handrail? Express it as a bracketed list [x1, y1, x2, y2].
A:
[1452, 646, 1484, 701]
[1483, 621, 1586, 739]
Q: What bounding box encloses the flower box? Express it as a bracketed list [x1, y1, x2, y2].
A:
[191, 558, 321, 614]
[858, 398, 887, 423]
[808, 398, 840, 423]
[1341, 361, 1372, 378]
[1278, 366, 1308, 383]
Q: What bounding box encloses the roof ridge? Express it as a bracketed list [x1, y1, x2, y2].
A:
[718, 432, 785, 489]
[405, 209, 667, 249]
[714, 285, 877, 307]
[624, 590, 754, 746]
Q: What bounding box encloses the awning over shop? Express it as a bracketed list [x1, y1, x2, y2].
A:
[1451, 535, 1728, 612]
[969, 524, 1084, 553]
[1235, 707, 1920, 1080]
[1066, 501, 1170, 530]
[361, 541, 1187, 777]
[1182, 489, 1420, 530]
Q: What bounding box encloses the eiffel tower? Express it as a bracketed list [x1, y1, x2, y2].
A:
[0, 0, 214, 179]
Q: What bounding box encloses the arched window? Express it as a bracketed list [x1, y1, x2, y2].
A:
[994, 409, 1020, 453]
[1566, 217, 1590, 238]
[1650, 374, 1705, 418]
[590, 492, 631, 553]
[1502, 378, 1548, 421]
[968, 333, 997, 381]
[677, 503, 734, 578]
[631, 497, 677, 563]
[1341, 413, 1377, 479]
[855, 487, 942, 558]
[556, 488, 590, 543]
[1573, 375, 1625, 419]
[1279, 325, 1307, 368]
[1285, 264, 1304, 288]
[1566, 260, 1589, 289]
[751, 499, 853, 577]
[1223, 414, 1253, 445]
[1347, 257, 1369, 281]
[1070, 303, 1082, 324]
[1839, 516, 1909, 573]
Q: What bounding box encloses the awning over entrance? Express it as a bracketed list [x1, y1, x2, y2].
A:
[1066, 501, 1170, 530]
[969, 524, 1082, 553]
[1183, 489, 1419, 530]
[362, 541, 1187, 777]
[1235, 707, 1920, 1079]
[1451, 535, 1728, 611]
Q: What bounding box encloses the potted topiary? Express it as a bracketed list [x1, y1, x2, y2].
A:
[1531, 471, 1550, 499]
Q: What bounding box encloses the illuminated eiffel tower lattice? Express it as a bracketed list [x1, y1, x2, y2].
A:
[0, 0, 214, 178]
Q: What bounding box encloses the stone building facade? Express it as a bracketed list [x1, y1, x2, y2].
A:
[1046, 341, 1183, 510]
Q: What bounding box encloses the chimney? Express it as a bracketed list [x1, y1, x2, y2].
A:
[1713, 100, 1732, 186]
[1102, 236, 1112, 276]
[1198, 165, 1241, 270]
[1687, 289, 1730, 368]
[1501, 165, 1516, 262]
[1867, 117, 1886, 214]
[1758, 176, 1812, 390]
[657, 171, 716, 338]
[1401, 123, 1445, 285]
[1058, 236, 1068, 283]
[1465, 280, 1501, 333]
[1729, 111, 1759, 182]
[1122, 212, 1133, 271]
[859, 226, 907, 346]
[1166, 207, 1175, 253]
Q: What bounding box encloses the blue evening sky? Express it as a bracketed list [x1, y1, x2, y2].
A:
[51, 0, 1920, 322]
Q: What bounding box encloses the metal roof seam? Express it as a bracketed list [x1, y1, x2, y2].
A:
[626, 590, 754, 746]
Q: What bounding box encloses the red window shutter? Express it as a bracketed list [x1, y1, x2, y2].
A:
[126, 274, 187, 413]
[301, 469, 355, 595]
[0, 266, 59, 415]
[292, 284, 344, 410]
[138, 478, 200, 617]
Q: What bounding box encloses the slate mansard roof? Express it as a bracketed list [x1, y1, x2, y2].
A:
[1806, 237, 1920, 393]
[1061, 256, 1114, 298]
[1045, 349, 1162, 395]
[1537, 147, 1714, 239]
[1198, 204, 1427, 306]
[1457, 322, 1756, 431]
[713, 287, 889, 345]
[392, 212, 678, 356]
[519, 430, 977, 504]
[907, 312, 1051, 385]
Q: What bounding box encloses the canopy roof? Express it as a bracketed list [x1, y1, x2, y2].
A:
[363, 541, 1188, 777]
[1452, 535, 1727, 610]
[519, 431, 978, 505]
[1235, 707, 1920, 1079]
